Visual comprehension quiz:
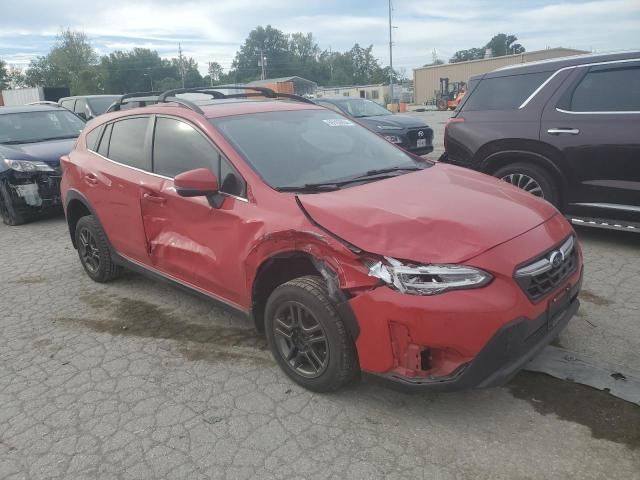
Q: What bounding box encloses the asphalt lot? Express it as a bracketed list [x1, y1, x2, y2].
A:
[1, 113, 639, 479]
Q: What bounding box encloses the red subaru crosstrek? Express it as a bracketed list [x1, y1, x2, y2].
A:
[60, 87, 583, 392]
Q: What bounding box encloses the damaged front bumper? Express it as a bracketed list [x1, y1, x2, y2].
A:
[0, 169, 63, 218]
[364, 274, 582, 392]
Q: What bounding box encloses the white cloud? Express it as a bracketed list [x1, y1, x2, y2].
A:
[0, 0, 638, 75]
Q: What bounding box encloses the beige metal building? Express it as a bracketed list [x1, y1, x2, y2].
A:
[413, 47, 588, 104]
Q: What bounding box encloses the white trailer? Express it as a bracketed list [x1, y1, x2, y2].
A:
[1, 86, 70, 106]
[1, 87, 45, 106]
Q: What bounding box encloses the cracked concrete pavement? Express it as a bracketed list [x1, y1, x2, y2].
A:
[1, 112, 639, 479]
[1, 217, 639, 479]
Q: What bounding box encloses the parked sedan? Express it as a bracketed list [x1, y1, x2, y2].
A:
[314, 97, 434, 155]
[0, 105, 85, 225]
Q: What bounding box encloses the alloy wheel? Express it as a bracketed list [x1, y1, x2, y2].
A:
[272, 301, 329, 379]
[78, 227, 100, 273]
[501, 173, 545, 198]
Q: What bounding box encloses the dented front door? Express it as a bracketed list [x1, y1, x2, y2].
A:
[140, 180, 252, 310]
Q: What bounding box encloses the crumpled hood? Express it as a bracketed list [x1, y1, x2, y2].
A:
[298, 163, 558, 264]
[357, 113, 430, 131]
[0, 138, 76, 167]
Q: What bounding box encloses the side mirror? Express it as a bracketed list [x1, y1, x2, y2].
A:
[76, 112, 88, 120]
[175, 168, 223, 208]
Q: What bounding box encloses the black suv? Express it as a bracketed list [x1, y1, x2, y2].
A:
[441, 51, 640, 232]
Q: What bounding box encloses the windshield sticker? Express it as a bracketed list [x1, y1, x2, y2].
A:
[322, 119, 355, 127]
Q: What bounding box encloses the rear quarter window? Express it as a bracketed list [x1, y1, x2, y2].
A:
[85, 127, 101, 150]
[561, 65, 640, 112]
[107, 117, 150, 171]
[462, 72, 552, 111]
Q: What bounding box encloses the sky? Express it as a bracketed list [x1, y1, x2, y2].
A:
[0, 0, 639, 77]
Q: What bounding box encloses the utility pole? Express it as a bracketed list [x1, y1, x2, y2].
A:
[258, 46, 267, 80]
[178, 43, 185, 88]
[388, 0, 394, 104]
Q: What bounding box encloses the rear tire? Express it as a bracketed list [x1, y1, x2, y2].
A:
[74, 215, 122, 282]
[436, 98, 448, 111]
[0, 181, 26, 226]
[493, 162, 559, 206]
[265, 275, 359, 392]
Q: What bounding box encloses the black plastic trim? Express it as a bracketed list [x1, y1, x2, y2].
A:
[366, 269, 582, 392]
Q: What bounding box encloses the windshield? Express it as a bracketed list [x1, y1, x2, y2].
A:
[332, 99, 391, 118]
[0, 110, 85, 144]
[211, 109, 423, 189]
[87, 96, 120, 115]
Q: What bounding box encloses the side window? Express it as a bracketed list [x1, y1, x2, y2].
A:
[317, 101, 342, 114]
[74, 99, 86, 114]
[462, 72, 552, 111]
[97, 123, 112, 157]
[153, 117, 247, 197]
[108, 117, 150, 171]
[85, 126, 102, 150]
[61, 99, 75, 111]
[565, 66, 640, 112]
[220, 156, 246, 197]
[153, 117, 218, 178]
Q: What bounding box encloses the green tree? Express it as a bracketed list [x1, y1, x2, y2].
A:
[0, 59, 7, 89]
[7, 67, 27, 88]
[207, 61, 224, 85]
[170, 56, 202, 88]
[450, 33, 525, 63]
[25, 29, 99, 94]
[100, 48, 174, 93]
[486, 33, 525, 57]
[228, 25, 292, 82]
[449, 47, 486, 63]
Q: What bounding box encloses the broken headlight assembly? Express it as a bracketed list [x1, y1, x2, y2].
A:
[383, 135, 403, 144]
[365, 256, 493, 295]
[3, 159, 54, 172]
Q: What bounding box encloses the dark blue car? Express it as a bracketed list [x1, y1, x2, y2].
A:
[0, 105, 85, 225]
[314, 97, 434, 156]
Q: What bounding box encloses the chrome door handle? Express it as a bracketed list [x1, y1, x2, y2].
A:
[548, 128, 580, 135]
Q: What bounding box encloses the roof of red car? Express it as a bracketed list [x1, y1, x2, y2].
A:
[198, 99, 323, 118]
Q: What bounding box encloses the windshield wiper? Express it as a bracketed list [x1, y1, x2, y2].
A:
[362, 166, 423, 176]
[276, 183, 341, 193]
[1, 135, 77, 145]
[35, 135, 78, 142]
[276, 166, 424, 193]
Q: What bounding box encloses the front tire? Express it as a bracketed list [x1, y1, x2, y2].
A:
[493, 162, 559, 206]
[265, 275, 359, 392]
[74, 215, 122, 282]
[0, 181, 26, 226]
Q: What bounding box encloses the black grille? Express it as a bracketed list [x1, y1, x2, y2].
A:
[407, 127, 433, 146]
[515, 237, 578, 302]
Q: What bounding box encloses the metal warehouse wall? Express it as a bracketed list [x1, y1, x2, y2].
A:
[413, 48, 588, 104]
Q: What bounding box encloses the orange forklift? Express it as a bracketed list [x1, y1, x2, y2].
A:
[436, 78, 466, 111]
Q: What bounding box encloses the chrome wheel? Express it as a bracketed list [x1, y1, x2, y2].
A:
[78, 227, 100, 273]
[272, 301, 329, 379]
[501, 173, 544, 198]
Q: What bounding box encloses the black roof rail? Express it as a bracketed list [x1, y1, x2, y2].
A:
[157, 86, 316, 107]
[106, 86, 316, 116]
[157, 86, 277, 102]
[108, 91, 162, 112]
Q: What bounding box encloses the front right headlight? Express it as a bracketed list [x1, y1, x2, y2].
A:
[383, 135, 403, 144]
[366, 256, 493, 295]
[3, 159, 54, 172]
